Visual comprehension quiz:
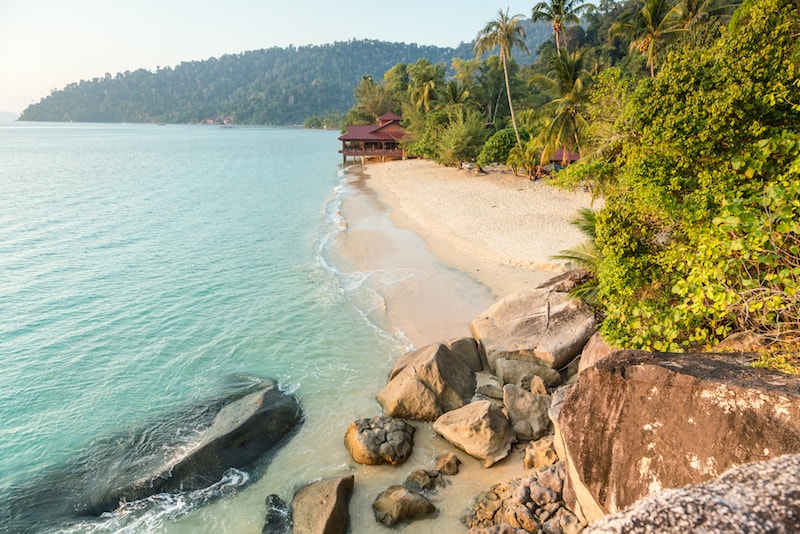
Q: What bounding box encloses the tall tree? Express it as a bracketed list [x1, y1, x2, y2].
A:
[475, 9, 530, 150]
[531, 47, 592, 163]
[610, 0, 686, 77]
[531, 0, 595, 53]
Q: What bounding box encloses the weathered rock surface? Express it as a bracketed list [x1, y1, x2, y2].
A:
[465, 463, 584, 534]
[433, 400, 514, 467]
[344, 416, 415, 465]
[585, 454, 800, 533]
[503, 384, 552, 441]
[496, 358, 562, 388]
[291, 475, 354, 534]
[378, 342, 476, 421]
[372, 485, 437, 526]
[535, 268, 592, 293]
[470, 289, 596, 373]
[404, 469, 442, 492]
[577, 332, 619, 373]
[262, 494, 291, 534]
[525, 436, 559, 470]
[559, 350, 800, 521]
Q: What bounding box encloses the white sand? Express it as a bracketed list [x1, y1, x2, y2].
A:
[364, 159, 600, 299]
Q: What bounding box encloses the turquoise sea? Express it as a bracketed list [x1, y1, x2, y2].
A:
[0, 122, 423, 533]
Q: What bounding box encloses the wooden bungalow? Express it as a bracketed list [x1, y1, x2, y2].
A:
[550, 148, 581, 167]
[338, 112, 407, 164]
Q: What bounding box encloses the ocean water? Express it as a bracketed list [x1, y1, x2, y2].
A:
[0, 122, 415, 533]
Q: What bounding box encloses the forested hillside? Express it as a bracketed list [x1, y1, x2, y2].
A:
[19, 22, 551, 125]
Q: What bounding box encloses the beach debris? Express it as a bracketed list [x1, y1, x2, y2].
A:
[503, 384, 553, 442]
[470, 288, 596, 373]
[372, 485, 437, 526]
[465, 463, 584, 534]
[344, 416, 415, 465]
[291, 475, 354, 534]
[378, 342, 476, 421]
[433, 400, 514, 467]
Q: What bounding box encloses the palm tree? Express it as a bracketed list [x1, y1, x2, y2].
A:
[475, 9, 529, 150]
[531, 0, 594, 53]
[531, 47, 592, 164]
[611, 0, 686, 77]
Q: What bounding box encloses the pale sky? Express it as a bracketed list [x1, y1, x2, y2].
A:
[0, 0, 538, 115]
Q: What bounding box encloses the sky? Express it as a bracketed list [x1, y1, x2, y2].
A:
[0, 0, 538, 115]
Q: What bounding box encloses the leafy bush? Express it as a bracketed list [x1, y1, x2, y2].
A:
[595, 0, 800, 350]
[476, 127, 528, 167]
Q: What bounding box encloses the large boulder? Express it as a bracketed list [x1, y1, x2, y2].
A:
[470, 289, 596, 373]
[585, 455, 800, 533]
[344, 416, 415, 465]
[372, 485, 437, 526]
[291, 475, 355, 534]
[558, 350, 800, 522]
[378, 342, 476, 421]
[503, 384, 552, 442]
[433, 400, 514, 467]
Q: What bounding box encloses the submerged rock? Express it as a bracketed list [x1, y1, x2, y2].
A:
[2, 377, 302, 530]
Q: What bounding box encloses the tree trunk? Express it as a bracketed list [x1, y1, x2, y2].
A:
[502, 52, 522, 150]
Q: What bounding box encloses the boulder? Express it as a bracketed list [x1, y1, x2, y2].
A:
[470, 289, 596, 373]
[344, 416, 414, 465]
[585, 454, 800, 533]
[262, 494, 291, 534]
[503, 384, 552, 441]
[378, 343, 476, 421]
[577, 332, 619, 373]
[435, 453, 462, 475]
[446, 337, 485, 372]
[291, 475, 354, 534]
[476, 373, 505, 400]
[433, 400, 514, 467]
[372, 485, 437, 526]
[496, 358, 562, 389]
[559, 350, 800, 521]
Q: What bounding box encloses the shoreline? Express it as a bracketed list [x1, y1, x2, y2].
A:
[320, 158, 598, 532]
[361, 159, 599, 301]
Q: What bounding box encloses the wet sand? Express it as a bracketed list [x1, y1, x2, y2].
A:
[305, 159, 598, 533]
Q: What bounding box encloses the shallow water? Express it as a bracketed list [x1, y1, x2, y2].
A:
[0, 122, 500, 533]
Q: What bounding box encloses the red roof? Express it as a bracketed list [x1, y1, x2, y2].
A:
[378, 112, 402, 124]
[338, 117, 406, 142]
[550, 148, 581, 163]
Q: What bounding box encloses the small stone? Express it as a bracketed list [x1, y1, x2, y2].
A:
[435, 453, 461, 475]
[404, 469, 441, 492]
[525, 436, 559, 469]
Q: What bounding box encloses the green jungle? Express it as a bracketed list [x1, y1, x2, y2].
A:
[22, 0, 800, 363]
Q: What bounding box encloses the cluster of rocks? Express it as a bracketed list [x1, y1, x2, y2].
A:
[465, 462, 583, 534]
[264, 269, 800, 533]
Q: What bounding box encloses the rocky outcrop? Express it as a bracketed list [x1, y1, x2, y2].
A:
[291, 475, 354, 534]
[470, 289, 595, 373]
[343, 416, 415, 465]
[503, 384, 552, 441]
[558, 350, 800, 521]
[576, 332, 618, 373]
[585, 455, 800, 533]
[465, 463, 584, 534]
[378, 342, 476, 421]
[372, 485, 437, 526]
[433, 400, 514, 467]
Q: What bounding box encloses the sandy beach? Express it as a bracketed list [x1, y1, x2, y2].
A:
[365, 159, 598, 300]
[318, 158, 598, 533]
